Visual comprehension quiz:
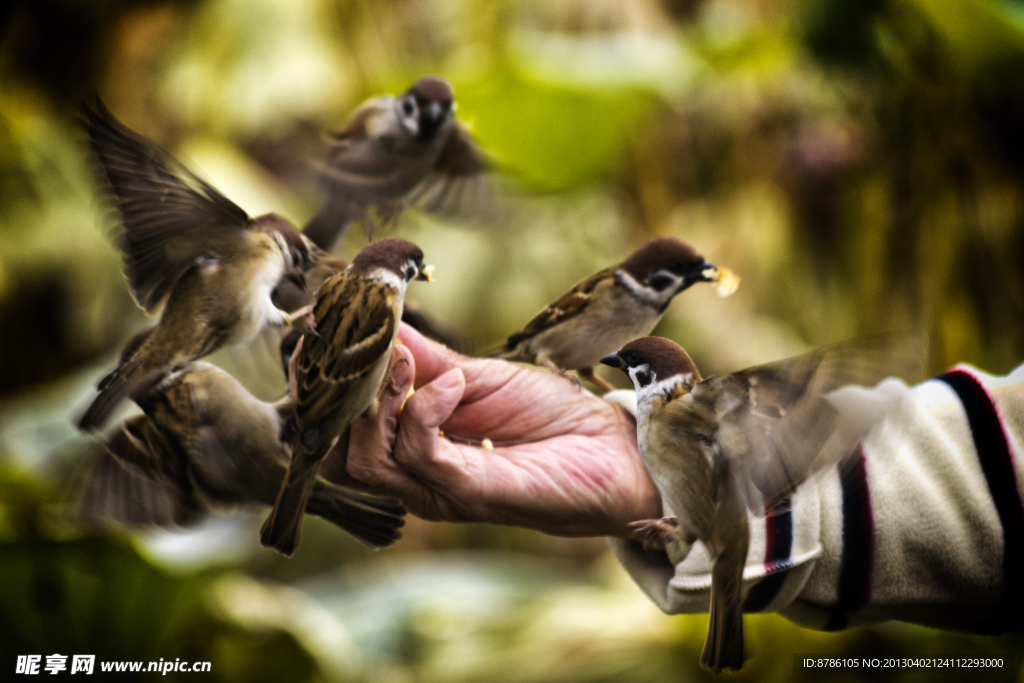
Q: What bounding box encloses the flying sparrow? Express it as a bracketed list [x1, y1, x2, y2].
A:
[79, 362, 406, 548]
[260, 237, 432, 556]
[491, 236, 737, 392]
[77, 100, 317, 431]
[303, 75, 485, 249]
[601, 336, 908, 672]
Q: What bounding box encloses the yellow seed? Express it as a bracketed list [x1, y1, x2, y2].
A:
[481, 438, 494, 451]
[714, 267, 740, 298]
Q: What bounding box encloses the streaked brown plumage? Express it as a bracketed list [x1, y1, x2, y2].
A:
[77, 100, 316, 431]
[260, 238, 431, 556]
[492, 236, 726, 391]
[303, 75, 485, 249]
[601, 336, 917, 673]
[78, 362, 406, 547]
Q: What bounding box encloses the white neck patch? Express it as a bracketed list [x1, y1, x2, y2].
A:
[635, 372, 694, 406]
[617, 269, 679, 309]
[372, 267, 407, 294]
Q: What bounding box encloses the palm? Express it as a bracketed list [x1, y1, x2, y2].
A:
[328, 324, 661, 538]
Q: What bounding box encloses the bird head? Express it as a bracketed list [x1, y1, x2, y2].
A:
[601, 337, 701, 393]
[397, 75, 455, 142]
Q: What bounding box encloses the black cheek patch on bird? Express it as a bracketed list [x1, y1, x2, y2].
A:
[648, 274, 675, 292]
[635, 369, 653, 387]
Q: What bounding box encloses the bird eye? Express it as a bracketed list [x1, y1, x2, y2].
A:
[648, 273, 674, 291]
[624, 351, 639, 365]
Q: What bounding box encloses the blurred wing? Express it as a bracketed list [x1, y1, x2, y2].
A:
[83, 99, 252, 313]
[502, 270, 612, 351]
[314, 98, 416, 209]
[689, 337, 923, 508]
[78, 417, 200, 527]
[407, 124, 492, 218]
[294, 272, 397, 429]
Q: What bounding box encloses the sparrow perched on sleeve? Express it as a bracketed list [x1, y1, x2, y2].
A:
[491, 236, 737, 392]
[260, 238, 432, 556]
[303, 75, 485, 249]
[601, 336, 910, 673]
[79, 362, 405, 547]
[77, 100, 318, 431]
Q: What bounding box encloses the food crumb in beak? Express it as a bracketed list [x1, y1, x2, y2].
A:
[708, 266, 740, 298]
[422, 265, 435, 283]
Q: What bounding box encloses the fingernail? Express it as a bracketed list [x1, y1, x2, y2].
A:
[433, 368, 462, 391]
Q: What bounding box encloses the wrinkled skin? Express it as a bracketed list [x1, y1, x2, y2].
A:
[320, 324, 663, 538]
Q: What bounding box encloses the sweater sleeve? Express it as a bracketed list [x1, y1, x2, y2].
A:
[605, 363, 1024, 633]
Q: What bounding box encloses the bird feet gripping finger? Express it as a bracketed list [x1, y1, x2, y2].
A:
[283, 304, 318, 335]
[538, 354, 582, 391]
[577, 366, 614, 393]
[628, 517, 681, 552]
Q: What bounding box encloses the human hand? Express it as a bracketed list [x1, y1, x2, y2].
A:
[320, 324, 663, 538]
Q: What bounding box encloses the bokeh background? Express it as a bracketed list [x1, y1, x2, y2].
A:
[2, 0, 1024, 680]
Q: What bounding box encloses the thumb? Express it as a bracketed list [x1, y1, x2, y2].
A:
[393, 367, 466, 481]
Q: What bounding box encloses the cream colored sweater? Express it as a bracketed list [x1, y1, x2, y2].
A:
[605, 363, 1024, 634]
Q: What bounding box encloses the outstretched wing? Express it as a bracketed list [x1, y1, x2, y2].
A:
[685, 337, 923, 508]
[407, 124, 491, 217]
[83, 99, 252, 312]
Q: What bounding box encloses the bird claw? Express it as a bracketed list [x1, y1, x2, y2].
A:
[283, 305, 317, 334]
[628, 517, 680, 552]
[577, 366, 614, 393]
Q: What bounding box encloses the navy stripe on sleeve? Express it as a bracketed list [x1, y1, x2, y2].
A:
[743, 500, 793, 613]
[824, 443, 874, 631]
[939, 367, 1024, 633]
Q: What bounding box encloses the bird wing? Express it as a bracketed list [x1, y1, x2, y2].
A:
[502, 269, 613, 351]
[83, 99, 252, 313]
[78, 416, 201, 527]
[406, 124, 492, 217]
[293, 271, 397, 430]
[683, 338, 920, 509]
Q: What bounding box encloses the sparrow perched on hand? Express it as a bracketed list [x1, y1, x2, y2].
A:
[78, 362, 405, 547]
[491, 236, 736, 392]
[260, 238, 432, 556]
[303, 75, 485, 249]
[601, 336, 908, 672]
[77, 100, 317, 431]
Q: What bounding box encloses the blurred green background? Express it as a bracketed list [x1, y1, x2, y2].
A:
[1, 0, 1023, 680]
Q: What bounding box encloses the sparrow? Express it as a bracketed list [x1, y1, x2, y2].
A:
[260, 237, 433, 556]
[77, 362, 406, 547]
[600, 336, 908, 673]
[303, 75, 486, 249]
[490, 236, 738, 392]
[77, 100, 317, 431]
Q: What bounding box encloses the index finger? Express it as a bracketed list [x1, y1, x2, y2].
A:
[398, 322, 461, 388]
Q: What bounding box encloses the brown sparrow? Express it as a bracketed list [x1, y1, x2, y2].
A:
[260, 238, 432, 556]
[79, 362, 405, 547]
[491, 236, 736, 391]
[303, 75, 485, 249]
[601, 336, 908, 672]
[77, 100, 317, 431]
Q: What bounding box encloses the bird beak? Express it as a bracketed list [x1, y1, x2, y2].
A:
[692, 259, 741, 297]
[418, 265, 435, 283]
[600, 352, 624, 370]
[695, 259, 720, 283]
